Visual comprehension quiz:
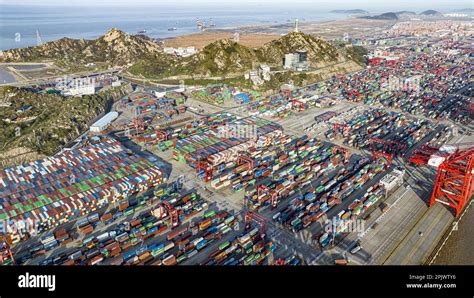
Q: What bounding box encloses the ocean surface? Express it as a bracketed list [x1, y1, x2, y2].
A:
[0, 4, 353, 51]
[0, 67, 16, 84]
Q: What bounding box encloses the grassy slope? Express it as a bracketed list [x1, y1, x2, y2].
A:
[0, 85, 130, 156]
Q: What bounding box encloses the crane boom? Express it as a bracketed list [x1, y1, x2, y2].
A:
[429, 145, 474, 216]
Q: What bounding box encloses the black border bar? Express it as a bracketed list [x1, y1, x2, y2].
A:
[0, 265, 472, 297]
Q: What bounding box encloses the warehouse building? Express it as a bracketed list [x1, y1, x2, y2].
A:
[62, 84, 95, 96]
[90, 112, 119, 133]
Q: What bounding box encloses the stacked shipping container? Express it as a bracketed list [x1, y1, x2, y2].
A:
[0, 138, 165, 242]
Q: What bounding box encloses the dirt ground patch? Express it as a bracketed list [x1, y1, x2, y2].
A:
[163, 32, 280, 49]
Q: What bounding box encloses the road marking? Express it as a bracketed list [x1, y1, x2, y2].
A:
[370, 200, 425, 264]
[400, 205, 446, 265]
[455, 135, 465, 144]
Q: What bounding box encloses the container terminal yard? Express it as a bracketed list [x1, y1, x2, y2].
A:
[0, 19, 473, 267]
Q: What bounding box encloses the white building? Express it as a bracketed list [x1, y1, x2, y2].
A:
[281, 83, 295, 92]
[90, 112, 119, 133]
[163, 47, 175, 54]
[380, 168, 405, 192]
[63, 85, 95, 96]
[249, 71, 263, 85]
[56, 75, 97, 96]
[260, 64, 270, 73]
[444, 13, 468, 17]
[153, 91, 167, 98]
[284, 53, 298, 69]
[259, 64, 271, 81]
[284, 52, 309, 71]
[163, 47, 198, 57]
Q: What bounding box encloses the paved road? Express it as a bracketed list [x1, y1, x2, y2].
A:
[384, 203, 451, 265]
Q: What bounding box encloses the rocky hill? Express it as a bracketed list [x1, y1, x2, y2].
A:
[0, 28, 167, 65]
[1, 28, 366, 84]
[178, 39, 259, 76]
[420, 10, 442, 16]
[257, 32, 344, 67]
[360, 12, 399, 20]
[130, 31, 365, 78]
[394, 11, 417, 16]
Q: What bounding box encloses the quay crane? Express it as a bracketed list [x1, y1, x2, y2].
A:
[409, 142, 474, 216]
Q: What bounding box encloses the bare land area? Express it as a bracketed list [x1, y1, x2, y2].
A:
[163, 18, 395, 48]
[163, 32, 281, 49]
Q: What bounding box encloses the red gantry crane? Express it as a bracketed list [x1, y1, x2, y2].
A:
[156, 129, 169, 142]
[428, 143, 474, 216]
[291, 99, 305, 112]
[370, 138, 393, 170]
[244, 211, 266, 238]
[151, 201, 179, 228]
[272, 258, 289, 265]
[333, 123, 349, 139]
[0, 235, 15, 265]
[372, 151, 392, 170]
[332, 146, 351, 163]
[409, 145, 440, 166]
[163, 201, 179, 229]
[408, 142, 474, 216]
[256, 184, 279, 208]
[237, 154, 255, 172]
[196, 159, 213, 182]
[347, 90, 361, 101]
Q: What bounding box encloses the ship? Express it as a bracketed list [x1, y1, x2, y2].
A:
[137, 29, 147, 34]
[196, 18, 206, 31]
[168, 27, 177, 31]
[209, 18, 216, 27]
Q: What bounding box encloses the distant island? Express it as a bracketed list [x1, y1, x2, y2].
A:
[358, 10, 449, 20]
[359, 12, 399, 20]
[420, 10, 442, 16]
[394, 11, 417, 16]
[455, 8, 474, 13]
[331, 9, 369, 14]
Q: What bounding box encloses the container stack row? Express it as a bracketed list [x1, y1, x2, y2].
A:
[0, 138, 165, 242]
[274, 157, 386, 233]
[203, 227, 276, 265]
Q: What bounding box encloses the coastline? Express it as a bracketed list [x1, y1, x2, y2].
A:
[0, 4, 352, 51]
[0, 66, 18, 84]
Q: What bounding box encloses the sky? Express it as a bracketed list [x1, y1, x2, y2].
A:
[3, 0, 473, 10]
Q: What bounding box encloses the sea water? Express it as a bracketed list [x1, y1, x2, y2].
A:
[0, 4, 349, 51]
